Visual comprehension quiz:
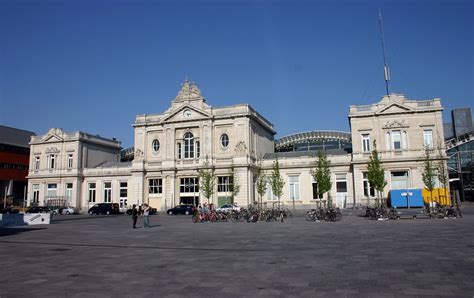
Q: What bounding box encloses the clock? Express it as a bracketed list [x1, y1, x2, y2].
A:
[183, 109, 192, 118]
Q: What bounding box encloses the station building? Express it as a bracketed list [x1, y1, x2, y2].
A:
[26, 81, 446, 212]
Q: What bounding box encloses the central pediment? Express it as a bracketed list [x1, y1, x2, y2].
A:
[161, 104, 212, 123]
[376, 102, 414, 115]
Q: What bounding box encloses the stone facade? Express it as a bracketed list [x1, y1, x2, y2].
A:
[26, 83, 446, 212]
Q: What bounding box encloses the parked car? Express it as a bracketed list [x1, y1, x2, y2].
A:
[216, 204, 242, 213]
[167, 204, 195, 215]
[58, 206, 76, 215]
[126, 206, 158, 215]
[88, 203, 120, 215]
[25, 206, 51, 213]
[0, 206, 20, 214]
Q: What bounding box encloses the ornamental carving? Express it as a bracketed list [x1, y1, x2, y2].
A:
[234, 141, 247, 156]
[382, 120, 409, 129]
[174, 79, 203, 101]
[135, 148, 144, 159]
[45, 147, 60, 153]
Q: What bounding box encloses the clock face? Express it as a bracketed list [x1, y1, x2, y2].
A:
[183, 109, 192, 118]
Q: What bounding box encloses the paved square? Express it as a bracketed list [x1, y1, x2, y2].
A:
[1, 206, 473, 297]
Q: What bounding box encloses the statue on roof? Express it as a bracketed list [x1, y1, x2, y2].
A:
[174, 79, 203, 101]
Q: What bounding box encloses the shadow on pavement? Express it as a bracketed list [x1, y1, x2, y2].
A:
[0, 227, 46, 237]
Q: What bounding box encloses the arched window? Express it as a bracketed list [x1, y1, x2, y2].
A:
[184, 132, 194, 159]
[220, 133, 229, 148]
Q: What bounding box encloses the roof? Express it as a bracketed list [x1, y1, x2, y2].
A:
[275, 130, 351, 148]
[263, 148, 350, 159]
[0, 125, 36, 148]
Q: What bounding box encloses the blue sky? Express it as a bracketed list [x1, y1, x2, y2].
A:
[1, 0, 472, 148]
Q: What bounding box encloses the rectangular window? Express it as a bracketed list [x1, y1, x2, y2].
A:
[196, 141, 200, 158]
[47, 154, 57, 169]
[34, 156, 40, 170]
[67, 154, 73, 169]
[119, 182, 128, 198]
[289, 176, 300, 201]
[180, 177, 199, 193]
[423, 130, 433, 149]
[88, 183, 96, 203]
[32, 184, 40, 203]
[149, 179, 163, 194]
[336, 173, 347, 193]
[47, 183, 57, 199]
[312, 176, 319, 199]
[363, 172, 375, 197]
[266, 179, 276, 201]
[177, 143, 181, 159]
[65, 183, 73, 205]
[218, 176, 232, 192]
[119, 182, 127, 208]
[104, 182, 112, 202]
[391, 171, 409, 189]
[392, 131, 401, 150]
[362, 134, 371, 152]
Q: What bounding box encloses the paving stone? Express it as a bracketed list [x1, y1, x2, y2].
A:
[0, 206, 473, 296]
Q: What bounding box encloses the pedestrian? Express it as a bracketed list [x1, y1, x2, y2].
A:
[132, 204, 139, 228]
[143, 203, 151, 228]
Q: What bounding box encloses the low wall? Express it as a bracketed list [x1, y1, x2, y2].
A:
[0, 214, 52, 226]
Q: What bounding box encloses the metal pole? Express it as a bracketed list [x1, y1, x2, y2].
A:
[4, 186, 7, 208]
[23, 185, 27, 208]
[457, 151, 465, 202]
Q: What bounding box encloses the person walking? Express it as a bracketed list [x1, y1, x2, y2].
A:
[132, 204, 139, 228]
[143, 203, 151, 228]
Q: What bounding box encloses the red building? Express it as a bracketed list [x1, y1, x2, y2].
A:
[0, 125, 35, 207]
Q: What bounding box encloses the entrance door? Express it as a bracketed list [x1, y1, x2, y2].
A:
[335, 173, 347, 208]
[180, 196, 199, 206]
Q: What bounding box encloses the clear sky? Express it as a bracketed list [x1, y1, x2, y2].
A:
[1, 0, 472, 148]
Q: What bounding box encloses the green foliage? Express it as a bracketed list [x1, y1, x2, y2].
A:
[255, 159, 267, 206]
[311, 150, 332, 199]
[230, 163, 240, 203]
[422, 148, 437, 193]
[271, 158, 285, 206]
[198, 156, 216, 203]
[367, 140, 387, 200]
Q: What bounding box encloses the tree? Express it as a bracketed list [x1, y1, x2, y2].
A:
[422, 147, 437, 205]
[311, 150, 332, 207]
[229, 163, 240, 205]
[367, 140, 387, 206]
[435, 133, 449, 205]
[198, 156, 216, 205]
[255, 159, 267, 210]
[271, 158, 285, 209]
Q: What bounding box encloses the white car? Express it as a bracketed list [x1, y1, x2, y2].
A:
[216, 204, 242, 213]
[59, 206, 76, 215]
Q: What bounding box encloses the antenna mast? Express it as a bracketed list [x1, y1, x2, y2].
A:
[379, 9, 390, 96]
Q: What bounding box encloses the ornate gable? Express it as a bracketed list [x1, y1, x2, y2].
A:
[41, 128, 64, 142]
[376, 103, 414, 115]
[161, 104, 212, 123]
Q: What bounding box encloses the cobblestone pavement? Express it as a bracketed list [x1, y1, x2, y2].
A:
[1, 206, 473, 297]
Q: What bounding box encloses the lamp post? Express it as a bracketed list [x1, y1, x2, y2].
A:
[185, 181, 195, 206]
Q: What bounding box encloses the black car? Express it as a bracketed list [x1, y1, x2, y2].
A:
[0, 206, 20, 214]
[167, 204, 195, 215]
[88, 203, 120, 215]
[25, 206, 51, 213]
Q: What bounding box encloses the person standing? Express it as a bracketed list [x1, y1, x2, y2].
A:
[132, 204, 139, 228]
[143, 203, 151, 228]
